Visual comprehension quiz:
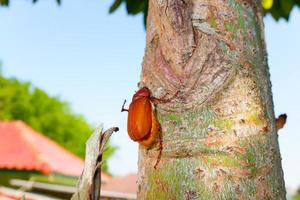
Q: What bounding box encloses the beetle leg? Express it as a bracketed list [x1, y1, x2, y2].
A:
[121, 99, 129, 112]
[154, 131, 163, 170]
[151, 90, 179, 105]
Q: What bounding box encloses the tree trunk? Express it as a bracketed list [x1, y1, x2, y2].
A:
[137, 0, 286, 199]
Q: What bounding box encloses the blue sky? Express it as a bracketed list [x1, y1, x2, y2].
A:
[0, 0, 299, 190]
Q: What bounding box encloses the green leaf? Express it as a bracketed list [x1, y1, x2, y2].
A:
[280, 0, 294, 17]
[32, 0, 61, 5]
[269, 0, 285, 21]
[0, 0, 9, 6]
[109, 0, 123, 13]
[143, 1, 148, 28]
[125, 0, 146, 15]
[263, 0, 300, 21]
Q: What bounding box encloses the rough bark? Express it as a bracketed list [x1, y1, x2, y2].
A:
[137, 0, 286, 199]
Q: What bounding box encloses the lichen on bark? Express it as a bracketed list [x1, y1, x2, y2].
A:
[137, 0, 286, 199]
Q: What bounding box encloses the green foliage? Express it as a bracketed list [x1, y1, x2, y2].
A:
[109, 0, 148, 26]
[0, 0, 60, 6]
[32, 0, 61, 5]
[294, 195, 300, 200]
[109, 0, 122, 13]
[107, 0, 299, 23]
[294, 187, 300, 200]
[0, 75, 116, 173]
[0, 0, 9, 6]
[0, 0, 297, 23]
[265, 0, 300, 20]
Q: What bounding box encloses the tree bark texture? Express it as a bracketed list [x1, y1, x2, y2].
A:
[137, 0, 286, 199]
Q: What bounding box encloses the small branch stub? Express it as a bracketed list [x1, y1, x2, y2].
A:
[71, 126, 119, 200]
[276, 114, 287, 130]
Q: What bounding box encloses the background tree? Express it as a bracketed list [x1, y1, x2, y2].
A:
[0, 72, 115, 173]
[293, 187, 300, 200]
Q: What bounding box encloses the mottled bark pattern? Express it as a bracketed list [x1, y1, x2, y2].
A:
[138, 0, 286, 199]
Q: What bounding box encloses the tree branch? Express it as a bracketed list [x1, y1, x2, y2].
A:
[71, 126, 119, 200]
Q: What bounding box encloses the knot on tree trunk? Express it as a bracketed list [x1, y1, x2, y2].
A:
[140, 0, 268, 111]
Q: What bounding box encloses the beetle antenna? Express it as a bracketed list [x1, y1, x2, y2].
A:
[121, 99, 129, 112]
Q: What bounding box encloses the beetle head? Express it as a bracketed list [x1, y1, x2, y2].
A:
[133, 87, 151, 101]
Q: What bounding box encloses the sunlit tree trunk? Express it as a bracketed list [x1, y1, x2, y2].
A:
[137, 0, 286, 199]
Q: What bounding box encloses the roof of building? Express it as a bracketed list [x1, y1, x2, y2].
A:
[0, 120, 110, 181]
[102, 173, 137, 197]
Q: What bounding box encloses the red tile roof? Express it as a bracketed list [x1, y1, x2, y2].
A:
[0, 120, 110, 181]
[102, 173, 137, 195]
